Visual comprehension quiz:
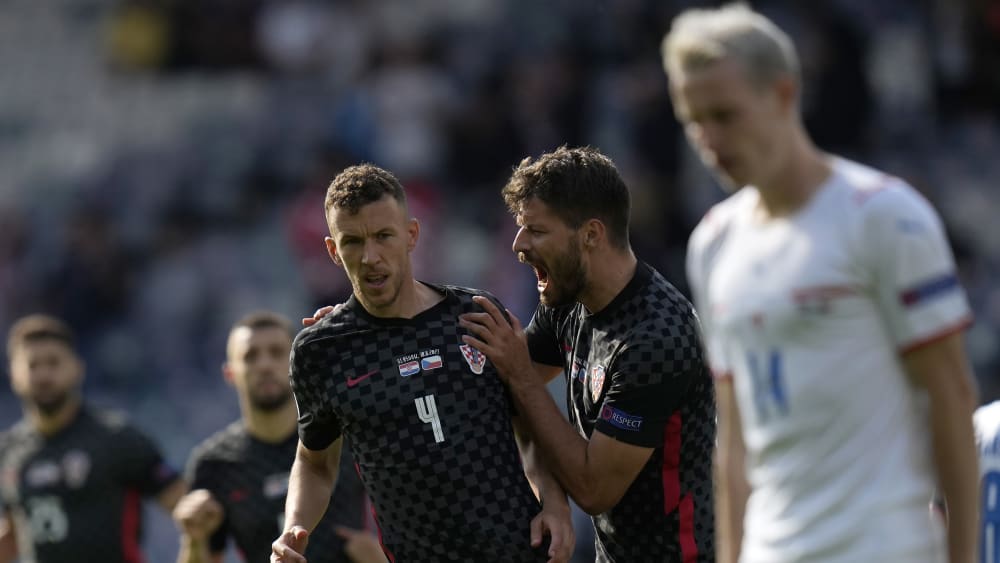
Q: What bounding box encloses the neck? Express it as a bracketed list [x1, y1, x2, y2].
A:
[579, 248, 638, 314]
[242, 400, 298, 444]
[29, 397, 82, 437]
[754, 130, 831, 219]
[365, 279, 443, 319]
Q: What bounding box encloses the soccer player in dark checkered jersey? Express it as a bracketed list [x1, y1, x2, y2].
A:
[0, 314, 186, 563]
[459, 146, 716, 562]
[271, 164, 574, 563]
[173, 311, 383, 563]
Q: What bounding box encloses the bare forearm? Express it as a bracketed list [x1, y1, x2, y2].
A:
[515, 420, 569, 509]
[511, 383, 594, 504]
[930, 397, 978, 563]
[0, 515, 18, 563]
[285, 455, 337, 533]
[903, 335, 979, 563]
[715, 451, 749, 563]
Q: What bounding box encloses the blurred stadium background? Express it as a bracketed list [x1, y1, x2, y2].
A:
[0, 0, 998, 561]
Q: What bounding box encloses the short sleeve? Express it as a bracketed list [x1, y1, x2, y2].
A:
[116, 426, 180, 496]
[290, 337, 343, 450]
[860, 185, 972, 352]
[686, 215, 732, 379]
[185, 456, 229, 554]
[594, 321, 706, 448]
[524, 304, 564, 367]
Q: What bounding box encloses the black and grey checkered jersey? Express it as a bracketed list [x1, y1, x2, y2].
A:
[0, 406, 179, 563]
[185, 421, 366, 562]
[526, 262, 716, 563]
[291, 284, 548, 563]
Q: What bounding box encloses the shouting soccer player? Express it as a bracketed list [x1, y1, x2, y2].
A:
[460, 146, 716, 562]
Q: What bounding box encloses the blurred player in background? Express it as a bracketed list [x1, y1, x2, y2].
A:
[460, 145, 716, 562]
[0, 314, 185, 563]
[664, 4, 978, 562]
[272, 164, 573, 563]
[173, 311, 380, 563]
[976, 400, 1000, 563]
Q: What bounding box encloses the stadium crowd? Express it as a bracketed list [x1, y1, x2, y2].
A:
[1, 0, 999, 561]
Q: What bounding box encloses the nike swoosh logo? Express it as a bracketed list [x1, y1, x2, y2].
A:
[346, 370, 378, 388]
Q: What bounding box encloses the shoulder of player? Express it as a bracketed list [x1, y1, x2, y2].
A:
[831, 158, 931, 217]
[689, 189, 754, 247]
[189, 421, 247, 463]
[975, 401, 1000, 430]
[86, 407, 142, 435]
[292, 303, 355, 348]
[0, 420, 30, 443]
[636, 271, 697, 325]
[443, 285, 506, 311]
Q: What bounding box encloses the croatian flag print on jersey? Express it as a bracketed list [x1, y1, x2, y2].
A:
[687, 157, 971, 563]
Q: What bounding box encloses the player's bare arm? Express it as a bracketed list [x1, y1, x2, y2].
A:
[272, 438, 343, 563]
[0, 512, 17, 563]
[173, 489, 225, 563]
[512, 416, 574, 563]
[902, 332, 979, 563]
[714, 378, 749, 563]
[461, 296, 654, 514]
[157, 478, 187, 512]
[335, 527, 388, 563]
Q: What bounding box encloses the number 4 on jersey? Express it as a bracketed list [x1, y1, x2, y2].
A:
[415, 395, 445, 443]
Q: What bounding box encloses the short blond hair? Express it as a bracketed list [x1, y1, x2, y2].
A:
[661, 2, 799, 88]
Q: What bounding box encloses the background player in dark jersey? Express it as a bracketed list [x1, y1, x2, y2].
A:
[460, 146, 716, 562]
[0, 314, 185, 563]
[173, 311, 381, 563]
[271, 164, 573, 563]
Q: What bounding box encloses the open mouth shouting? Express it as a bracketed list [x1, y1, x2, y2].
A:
[532, 264, 549, 293]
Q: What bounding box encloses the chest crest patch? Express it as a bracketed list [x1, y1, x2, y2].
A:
[460, 344, 486, 375]
[589, 365, 606, 401]
[62, 450, 91, 489]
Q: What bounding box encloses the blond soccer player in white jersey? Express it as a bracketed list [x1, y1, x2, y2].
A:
[976, 401, 1000, 563]
[661, 4, 979, 563]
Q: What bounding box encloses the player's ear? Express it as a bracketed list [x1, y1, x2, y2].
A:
[221, 363, 235, 385]
[325, 236, 343, 267]
[407, 218, 420, 252]
[582, 219, 605, 249]
[774, 74, 798, 114]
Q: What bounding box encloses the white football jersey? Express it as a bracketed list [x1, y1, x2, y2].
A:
[976, 401, 1000, 563]
[688, 157, 971, 563]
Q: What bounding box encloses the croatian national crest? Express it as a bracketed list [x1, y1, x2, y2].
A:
[460, 344, 486, 375]
[589, 365, 606, 401]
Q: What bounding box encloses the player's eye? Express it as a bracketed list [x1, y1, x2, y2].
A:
[376, 232, 393, 241]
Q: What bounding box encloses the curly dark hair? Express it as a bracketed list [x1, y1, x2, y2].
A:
[502, 146, 630, 249]
[325, 164, 408, 216]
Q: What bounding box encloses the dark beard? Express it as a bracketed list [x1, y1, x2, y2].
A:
[32, 391, 73, 416]
[250, 389, 293, 412]
[540, 239, 587, 308]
